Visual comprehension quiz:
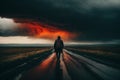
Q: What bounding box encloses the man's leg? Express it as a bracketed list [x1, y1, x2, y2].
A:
[56, 52, 58, 59]
[58, 52, 60, 60]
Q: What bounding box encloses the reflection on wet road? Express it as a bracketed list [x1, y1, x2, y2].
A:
[6, 49, 120, 80]
[20, 53, 56, 80]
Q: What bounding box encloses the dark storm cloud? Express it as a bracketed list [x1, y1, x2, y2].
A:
[0, 0, 120, 41]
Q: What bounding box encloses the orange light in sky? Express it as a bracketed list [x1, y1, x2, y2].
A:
[19, 22, 77, 41]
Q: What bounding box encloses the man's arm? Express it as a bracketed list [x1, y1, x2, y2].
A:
[62, 40, 64, 49]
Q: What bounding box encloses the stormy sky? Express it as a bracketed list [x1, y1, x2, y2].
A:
[0, 0, 120, 44]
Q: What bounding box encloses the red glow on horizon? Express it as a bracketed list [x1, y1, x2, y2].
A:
[19, 22, 77, 41]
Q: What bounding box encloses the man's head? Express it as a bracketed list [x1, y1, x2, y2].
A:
[57, 36, 61, 39]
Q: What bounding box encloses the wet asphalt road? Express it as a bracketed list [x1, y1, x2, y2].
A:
[1, 49, 120, 80]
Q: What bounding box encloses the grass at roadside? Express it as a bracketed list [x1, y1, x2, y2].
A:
[0, 47, 52, 74]
[0, 47, 51, 62]
[66, 45, 120, 68]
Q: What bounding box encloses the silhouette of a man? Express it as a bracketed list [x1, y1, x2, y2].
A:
[54, 36, 64, 60]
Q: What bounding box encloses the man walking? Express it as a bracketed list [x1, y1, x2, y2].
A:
[54, 36, 64, 60]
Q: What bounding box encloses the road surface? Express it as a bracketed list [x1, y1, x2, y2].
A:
[0, 49, 120, 80]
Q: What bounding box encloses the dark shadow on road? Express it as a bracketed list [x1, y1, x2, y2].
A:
[55, 57, 63, 80]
